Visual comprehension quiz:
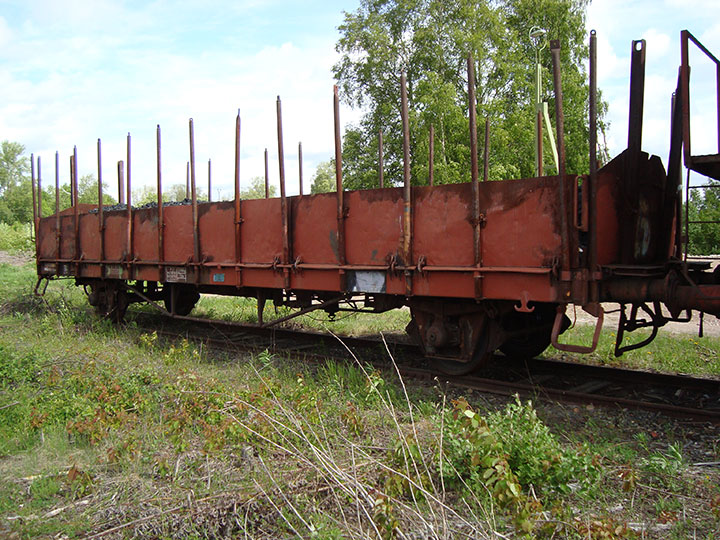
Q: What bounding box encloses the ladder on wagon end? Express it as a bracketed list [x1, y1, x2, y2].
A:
[677, 30, 720, 262]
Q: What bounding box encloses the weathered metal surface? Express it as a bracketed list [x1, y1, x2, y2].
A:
[32, 30, 720, 367]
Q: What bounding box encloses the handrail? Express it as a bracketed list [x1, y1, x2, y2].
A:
[680, 30, 720, 165]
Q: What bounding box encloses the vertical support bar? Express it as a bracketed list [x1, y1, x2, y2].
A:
[97, 139, 104, 268]
[536, 107, 544, 176]
[31, 154, 37, 248]
[72, 147, 80, 263]
[622, 38, 646, 264]
[186, 162, 190, 199]
[298, 142, 304, 196]
[429, 125, 434, 186]
[551, 39, 573, 272]
[717, 61, 720, 154]
[117, 161, 125, 205]
[468, 58, 482, 299]
[684, 167, 690, 261]
[156, 125, 164, 268]
[400, 73, 413, 296]
[55, 152, 61, 260]
[264, 148, 270, 199]
[189, 119, 200, 265]
[589, 30, 598, 297]
[276, 96, 291, 288]
[628, 40, 646, 158]
[69, 155, 75, 207]
[207, 159, 212, 202]
[234, 111, 242, 283]
[36, 156, 42, 221]
[333, 85, 347, 289]
[126, 134, 133, 270]
[483, 118, 490, 182]
[378, 130, 384, 188]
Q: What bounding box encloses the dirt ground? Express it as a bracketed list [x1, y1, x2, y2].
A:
[0, 251, 31, 267]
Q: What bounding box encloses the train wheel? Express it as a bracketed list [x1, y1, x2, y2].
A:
[88, 282, 128, 323]
[432, 323, 492, 376]
[409, 306, 497, 376]
[499, 304, 569, 360]
[164, 284, 200, 316]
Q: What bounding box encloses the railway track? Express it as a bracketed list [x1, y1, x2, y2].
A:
[130, 311, 720, 423]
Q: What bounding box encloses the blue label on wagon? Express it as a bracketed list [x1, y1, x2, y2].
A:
[212, 273, 225, 283]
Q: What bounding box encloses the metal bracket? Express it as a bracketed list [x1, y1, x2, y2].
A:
[514, 291, 535, 313]
[551, 303, 604, 353]
[33, 277, 50, 297]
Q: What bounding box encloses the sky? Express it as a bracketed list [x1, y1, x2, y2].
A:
[1, 0, 720, 200]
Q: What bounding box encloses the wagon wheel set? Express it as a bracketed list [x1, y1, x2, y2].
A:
[84, 277, 569, 376]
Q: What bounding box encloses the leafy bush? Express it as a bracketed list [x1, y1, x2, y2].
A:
[440, 396, 600, 532]
[0, 222, 33, 253]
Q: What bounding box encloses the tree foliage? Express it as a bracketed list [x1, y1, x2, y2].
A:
[687, 180, 720, 255]
[241, 176, 277, 199]
[0, 141, 31, 224]
[310, 160, 337, 194]
[333, 0, 608, 190]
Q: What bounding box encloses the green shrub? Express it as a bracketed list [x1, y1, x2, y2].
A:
[0, 222, 34, 253]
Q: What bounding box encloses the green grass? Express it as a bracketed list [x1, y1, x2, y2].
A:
[1, 262, 719, 538]
[552, 321, 720, 377]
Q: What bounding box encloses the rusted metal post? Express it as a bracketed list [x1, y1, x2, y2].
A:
[589, 30, 598, 296]
[55, 152, 60, 260]
[207, 158, 212, 202]
[468, 57, 482, 299]
[400, 73, 413, 295]
[623, 38, 646, 264]
[31, 154, 37, 245]
[551, 39, 573, 272]
[628, 40, 646, 158]
[717, 58, 720, 154]
[36, 156, 42, 221]
[126, 135, 133, 268]
[264, 148, 269, 199]
[333, 85, 347, 287]
[189, 119, 200, 264]
[234, 111, 242, 280]
[483, 118, 490, 182]
[378, 130, 384, 189]
[276, 96, 291, 288]
[298, 141, 303, 196]
[429, 125, 434, 186]
[156, 125, 164, 266]
[72, 147, 79, 262]
[97, 139, 104, 267]
[117, 160, 125, 205]
[69, 155, 75, 207]
[536, 108, 544, 176]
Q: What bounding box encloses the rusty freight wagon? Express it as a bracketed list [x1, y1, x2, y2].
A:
[31, 31, 720, 374]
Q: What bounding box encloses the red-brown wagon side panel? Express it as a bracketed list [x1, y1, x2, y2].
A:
[413, 272, 474, 297]
[480, 177, 563, 268]
[78, 213, 99, 261]
[241, 198, 283, 264]
[163, 205, 194, 263]
[59, 215, 76, 261]
[103, 213, 128, 262]
[413, 184, 474, 267]
[133, 208, 159, 263]
[345, 188, 404, 266]
[37, 218, 57, 260]
[289, 270, 341, 292]
[292, 194, 338, 265]
[199, 201, 235, 263]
